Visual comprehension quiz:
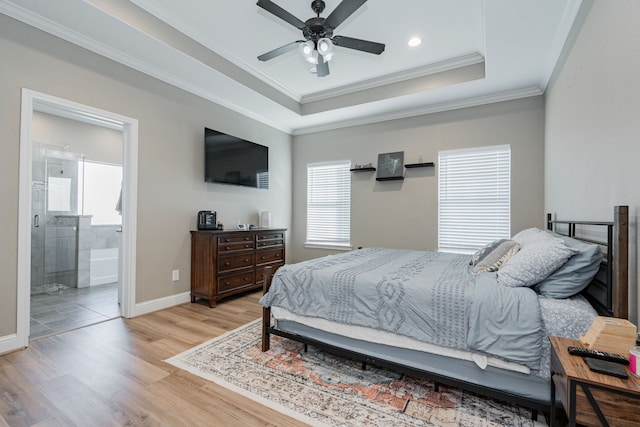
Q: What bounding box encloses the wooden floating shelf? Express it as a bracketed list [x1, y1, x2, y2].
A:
[405, 162, 435, 168]
[376, 176, 404, 181]
[350, 167, 376, 172]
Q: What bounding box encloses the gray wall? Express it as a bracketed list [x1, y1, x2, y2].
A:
[0, 14, 292, 337]
[545, 0, 640, 324]
[291, 96, 546, 262]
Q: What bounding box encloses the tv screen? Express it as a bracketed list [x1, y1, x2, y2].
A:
[204, 127, 269, 189]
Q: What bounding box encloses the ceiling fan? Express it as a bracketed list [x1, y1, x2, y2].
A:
[257, 0, 385, 77]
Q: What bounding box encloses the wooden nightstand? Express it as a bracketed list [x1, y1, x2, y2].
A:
[549, 336, 640, 426]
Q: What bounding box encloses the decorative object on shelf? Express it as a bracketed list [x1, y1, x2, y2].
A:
[405, 155, 434, 169]
[376, 151, 404, 181]
[350, 162, 376, 172]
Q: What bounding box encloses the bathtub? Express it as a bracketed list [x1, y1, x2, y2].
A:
[90, 247, 119, 286]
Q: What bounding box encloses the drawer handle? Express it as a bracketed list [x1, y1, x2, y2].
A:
[225, 239, 230, 242]
[276, 254, 281, 258]
[224, 262, 230, 266]
[244, 277, 250, 282]
[261, 256, 266, 260]
[244, 259, 250, 263]
[226, 247, 230, 250]
[245, 237, 251, 241]
[245, 244, 251, 248]
[224, 282, 231, 286]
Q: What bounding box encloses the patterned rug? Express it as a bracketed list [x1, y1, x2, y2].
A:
[165, 319, 547, 427]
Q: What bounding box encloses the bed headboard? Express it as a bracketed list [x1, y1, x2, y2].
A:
[546, 205, 629, 319]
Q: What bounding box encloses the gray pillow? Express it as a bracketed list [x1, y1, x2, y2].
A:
[470, 239, 510, 266]
[497, 235, 578, 287]
[472, 240, 520, 275]
[532, 231, 603, 298]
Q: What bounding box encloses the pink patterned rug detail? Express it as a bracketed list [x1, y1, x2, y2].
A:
[166, 319, 546, 426]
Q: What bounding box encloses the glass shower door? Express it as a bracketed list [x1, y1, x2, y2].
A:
[30, 146, 82, 294]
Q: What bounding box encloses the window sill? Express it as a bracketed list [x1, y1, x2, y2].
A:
[304, 243, 353, 251]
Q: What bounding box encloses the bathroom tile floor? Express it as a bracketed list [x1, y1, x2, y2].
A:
[30, 282, 120, 340]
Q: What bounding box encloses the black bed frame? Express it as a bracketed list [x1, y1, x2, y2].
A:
[261, 205, 629, 419]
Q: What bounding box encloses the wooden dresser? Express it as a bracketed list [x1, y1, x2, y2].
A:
[190, 228, 286, 307]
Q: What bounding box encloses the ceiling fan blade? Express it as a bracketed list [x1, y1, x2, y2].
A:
[332, 35, 385, 55]
[257, 0, 307, 30]
[258, 41, 302, 61]
[324, 0, 367, 29]
[316, 54, 330, 77]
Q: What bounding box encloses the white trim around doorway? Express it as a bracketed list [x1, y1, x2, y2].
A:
[9, 88, 139, 352]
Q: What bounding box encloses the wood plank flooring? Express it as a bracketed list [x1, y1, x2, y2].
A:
[0, 291, 304, 427]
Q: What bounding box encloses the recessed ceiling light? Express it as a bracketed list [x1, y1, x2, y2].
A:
[408, 37, 422, 47]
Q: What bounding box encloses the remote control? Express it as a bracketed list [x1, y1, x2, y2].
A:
[567, 346, 629, 365]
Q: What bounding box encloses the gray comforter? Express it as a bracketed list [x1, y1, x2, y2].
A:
[260, 248, 543, 368]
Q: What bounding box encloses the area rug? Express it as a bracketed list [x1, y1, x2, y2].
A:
[165, 319, 546, 427]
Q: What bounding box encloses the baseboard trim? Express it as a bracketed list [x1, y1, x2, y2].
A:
[0, 333, 25, 356]
[132, 291, 191, 317]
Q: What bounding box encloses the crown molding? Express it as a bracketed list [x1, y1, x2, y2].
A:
[300, 53, 485, 104]
[292, 87, 543, 135]
[0, 1, 294, 134]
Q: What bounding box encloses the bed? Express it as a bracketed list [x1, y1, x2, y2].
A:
[259, 206, 629, 418]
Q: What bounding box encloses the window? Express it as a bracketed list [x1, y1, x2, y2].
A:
[438, 145, 510, 253]
[78, 160, 123, 225]
[257, 171, 269, 189]
[306, 161, 351, 248]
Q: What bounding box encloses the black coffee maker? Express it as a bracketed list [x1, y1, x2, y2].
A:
[197, 210, 217, 230]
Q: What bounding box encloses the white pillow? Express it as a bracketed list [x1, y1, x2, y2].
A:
[512, 227, 551, 247]
[497, 236, 578, 287]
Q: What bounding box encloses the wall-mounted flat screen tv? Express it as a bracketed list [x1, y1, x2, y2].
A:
[204, 127, 269, 189]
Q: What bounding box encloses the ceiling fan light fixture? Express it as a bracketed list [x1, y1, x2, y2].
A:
[317, 37, 334, 61]
[299, 40, 316, 62]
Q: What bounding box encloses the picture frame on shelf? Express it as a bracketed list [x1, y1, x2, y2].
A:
[376, 151, 404, 181]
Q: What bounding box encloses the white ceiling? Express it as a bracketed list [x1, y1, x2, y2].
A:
[1, 0, 583, 135]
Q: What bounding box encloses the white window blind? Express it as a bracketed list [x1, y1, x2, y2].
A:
[306, 161, 351, 247]
[257, 171, 269, 189]
[438, 145, 510, 253]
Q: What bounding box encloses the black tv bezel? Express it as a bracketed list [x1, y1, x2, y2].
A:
[204, 127, 269, 189]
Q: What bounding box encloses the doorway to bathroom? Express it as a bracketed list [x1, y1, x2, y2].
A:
[30, 132, 123, 339]
[16, 89, 138, 349]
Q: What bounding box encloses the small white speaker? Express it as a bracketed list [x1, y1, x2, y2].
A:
[259, 211, 271, 228]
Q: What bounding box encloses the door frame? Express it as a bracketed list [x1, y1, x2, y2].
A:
[16, 88, 138, 348]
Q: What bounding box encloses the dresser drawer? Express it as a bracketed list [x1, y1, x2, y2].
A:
[217, 271, 255, 294]
[218, 253, 255, 273]
[257, 232, 284, 241]
[256, 248, 284, 266]
[218, 234, 254, 244]
[218, 241, 254, 253]
[256, 239, 283, 249]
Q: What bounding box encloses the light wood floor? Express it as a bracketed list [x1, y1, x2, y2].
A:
[0, 291, 304, 427]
